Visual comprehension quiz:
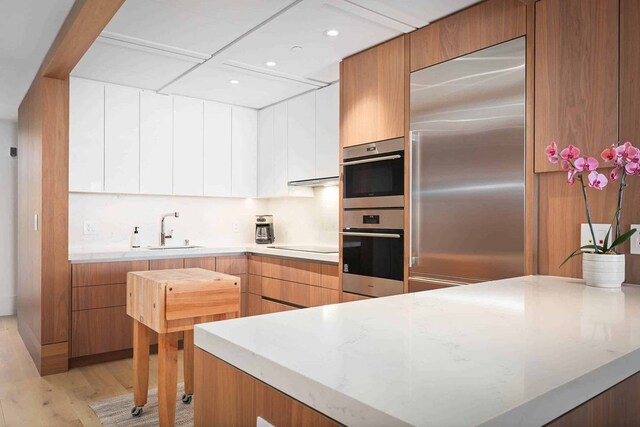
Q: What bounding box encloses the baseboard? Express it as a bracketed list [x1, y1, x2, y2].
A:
[41, 342, 68, 376]
[0, 295, 16, 316]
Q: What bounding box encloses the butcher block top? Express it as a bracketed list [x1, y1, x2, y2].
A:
[127, 268, 240, 333]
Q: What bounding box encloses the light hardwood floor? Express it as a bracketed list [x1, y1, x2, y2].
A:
[0, 316, 185, 426]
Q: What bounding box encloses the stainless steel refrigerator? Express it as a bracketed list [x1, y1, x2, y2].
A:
[409, 37, 526, 287]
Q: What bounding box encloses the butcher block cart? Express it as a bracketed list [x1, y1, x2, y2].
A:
[126, 268, 240, 427]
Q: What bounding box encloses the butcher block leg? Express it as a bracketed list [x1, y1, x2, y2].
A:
[183, 329, 194, 397]
[133, 320, 150, 408]
[158, 332, 179, 427]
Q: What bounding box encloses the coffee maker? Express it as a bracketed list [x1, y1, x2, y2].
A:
[255, 215, 275, 244]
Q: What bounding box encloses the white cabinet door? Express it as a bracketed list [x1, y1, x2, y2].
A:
[257, 106, 274, 197]
[273, 102, 290, 196]
[140, 91, 173, 195]
[69, 78, 104, 192]
[287, 91, 316, 182]
[173, 96, 204, 196]
[204, 101, 232, 197]
[231, 106, 257, 198]
[315, 82, 339, 178]
[104, 84, 140, 193]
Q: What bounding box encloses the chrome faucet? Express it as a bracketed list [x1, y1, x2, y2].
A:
[160, 212, 179, 246]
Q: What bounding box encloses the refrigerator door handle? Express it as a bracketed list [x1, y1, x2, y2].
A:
[340, 154, 401, 166]
[409, 130, 415, 268]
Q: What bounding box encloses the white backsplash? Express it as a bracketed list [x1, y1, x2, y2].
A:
[69, 186, 339, 252]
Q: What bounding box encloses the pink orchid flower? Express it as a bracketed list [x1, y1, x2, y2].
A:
[616, 142, 639, 161]
[610, 167, 621, 182]
[626, 161, 639, 175]
[574, 156, 599, 172]
[544, 142, 559, 164]
[560, 145, 580, 160]
[601, 145, 617, 162]
[561, 159, 572, 171]
[588, 171, 608, 190]
[567, 170, 577, 185]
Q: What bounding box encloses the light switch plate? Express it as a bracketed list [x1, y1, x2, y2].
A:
[580, 223, 610, 250]
[631, 224, 640, 255]
[83, 220, 98, 235]
[232, 222, 239, 233]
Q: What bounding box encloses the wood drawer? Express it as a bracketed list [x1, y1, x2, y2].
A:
[184, 256, 216, 270]
[71, 306, 133, 357]
[72, 260, 148, 287]
[248, 255, 262, 275]
[261, 258, 322, 286]
[261, 298, 297, 315]
[244, 293, 262, 317]
[261, 277, 339, 308]
[72, 284, 126, 310]
[149, 258, 184, 270]
[164, 279, 241, 321]
[248, 274, 261, 294]
[320, 264, 339, 290]
[216, 255, 248, 274]
[408, 279, 456, 293]
[342, 292, 371, 302]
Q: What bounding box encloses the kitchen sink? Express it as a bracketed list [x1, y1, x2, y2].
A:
[146, 245, 202, 250]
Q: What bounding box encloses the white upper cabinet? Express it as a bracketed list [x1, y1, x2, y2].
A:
[104, 84, 140, 193]
[140, 91, 173, 195]
[173, 96, 204, 196]
[69, 78, 104, 192]
[273, 102, 291, 196]
[257, 106, 275, 198]
[231, 106, 258, 198]
[287, 91, 316, 182]
[204, 101, 232, 197]
[315, 82, 339, 178]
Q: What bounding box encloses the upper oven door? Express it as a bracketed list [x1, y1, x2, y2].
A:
[342, 138, 404, 208]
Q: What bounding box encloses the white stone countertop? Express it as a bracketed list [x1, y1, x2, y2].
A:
[195, 275, 640, 427]
[68, 244, 339, 264]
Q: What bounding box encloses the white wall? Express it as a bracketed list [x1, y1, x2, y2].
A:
[0, 120, 17, 315]
[68, 186, 339, 252]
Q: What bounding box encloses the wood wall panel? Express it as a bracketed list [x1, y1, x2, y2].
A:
[410, 0, 526, 71]
[538, 172, 640, 283]
[340, 36, 405, 147]
[534, 0, 618, 172]
[194, 348, 340, 427]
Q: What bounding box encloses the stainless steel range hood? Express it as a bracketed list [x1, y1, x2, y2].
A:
[288, 176, 339, 187]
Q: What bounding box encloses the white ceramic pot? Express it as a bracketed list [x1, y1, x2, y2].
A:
[582, 253, 626, 288]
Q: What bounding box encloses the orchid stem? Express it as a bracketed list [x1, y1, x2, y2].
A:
[579, 173, 600, 254]
[615, 171, 627, 245]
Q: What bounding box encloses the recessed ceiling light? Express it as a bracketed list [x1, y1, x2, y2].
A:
[229, 79, 240, 84]
[290, 46, 303, 53]
[265, 61, 277, 67]
[324, 29, 340, 37]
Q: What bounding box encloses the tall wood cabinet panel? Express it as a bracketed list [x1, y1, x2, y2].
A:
[315, 82, 339, 178]
[287, 91, 316, 181]
[410, 0, 526, 71]
[534, 0, 618, 172]
[340, 36, 405, 148]
[69, 77, 104, 192]
[204, 101, 232, 197]
[140, 91, 173, 195]
[231, 106, 258, 198]
[173, 96, 204, 195]
[104, 84, 140, 193]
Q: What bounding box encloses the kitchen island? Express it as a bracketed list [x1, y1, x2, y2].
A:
[194, 275, 640, 426]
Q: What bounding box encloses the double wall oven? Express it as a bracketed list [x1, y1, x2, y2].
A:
[341, 137, 404, 297]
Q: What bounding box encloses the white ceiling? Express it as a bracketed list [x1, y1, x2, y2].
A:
[72, 0, 479, 109]
[0, 0, 75, 121]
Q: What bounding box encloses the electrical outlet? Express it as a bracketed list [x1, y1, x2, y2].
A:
[232, 222, 239, 233]
[580, 223, 611, 250]
[631, 224, 640, 255]
[83, 220, 99, 235]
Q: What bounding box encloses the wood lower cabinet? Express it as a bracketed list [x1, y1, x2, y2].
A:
[149, 258, 184, 270]
[195, 348, 340, 427]
[261, 299, 297, 315]
[341, 292, 371, 302]
[261, 277, 339, 308]
[72, 260, 148, 287]
[184, 256, 216, 270]
[72, 284, 126, 310]
[71, 306, 133, 357]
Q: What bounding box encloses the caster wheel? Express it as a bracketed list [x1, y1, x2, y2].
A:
[131, 406, 143, 417]
[181, 394, 193, 404]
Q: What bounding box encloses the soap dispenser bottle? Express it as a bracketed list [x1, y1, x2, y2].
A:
[131, 226, 141, 248]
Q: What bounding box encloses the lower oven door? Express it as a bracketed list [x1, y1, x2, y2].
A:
[341, 229, 404, 297]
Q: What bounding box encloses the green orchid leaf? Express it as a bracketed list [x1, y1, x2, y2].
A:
[609, 228, 638, 251]
[560, 244, 605, 267]
[603, 227, 611, 252]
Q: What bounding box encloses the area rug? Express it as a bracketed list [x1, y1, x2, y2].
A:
[89, 383, 193, 426]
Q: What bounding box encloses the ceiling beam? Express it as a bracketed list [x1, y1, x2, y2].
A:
[39, 0, 125, 79]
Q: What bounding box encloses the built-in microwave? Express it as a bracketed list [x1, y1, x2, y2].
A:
[341, 208, 404, 297]
[342, 137, 404, 209]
